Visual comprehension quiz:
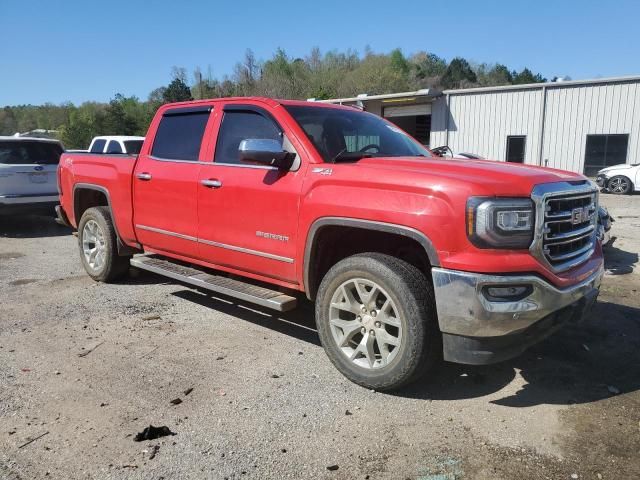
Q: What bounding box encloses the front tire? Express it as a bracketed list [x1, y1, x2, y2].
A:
[607, 175, 632, 195]
[77, 206, 130, 282]
[315, 253, 440, 391]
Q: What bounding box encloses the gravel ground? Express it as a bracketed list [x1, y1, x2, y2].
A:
[1, 193, 639, 480]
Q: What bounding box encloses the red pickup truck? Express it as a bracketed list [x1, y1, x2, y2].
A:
[57, 97, 604, 390]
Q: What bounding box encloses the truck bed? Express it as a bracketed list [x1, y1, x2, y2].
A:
[57, 152, 139, 247]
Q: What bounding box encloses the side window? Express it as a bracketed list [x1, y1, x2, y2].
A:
[214, 111, 282, 165]
[90, 139, 106, 153]
[151, 110, 210, 161]
[106, 140, 122, 154]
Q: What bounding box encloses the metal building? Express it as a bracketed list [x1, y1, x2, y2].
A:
[318, 75, 640, 175]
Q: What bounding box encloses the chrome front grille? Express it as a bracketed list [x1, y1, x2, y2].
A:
[531, 182, 598, 272]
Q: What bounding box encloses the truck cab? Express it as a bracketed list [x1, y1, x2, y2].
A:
[88, 136, 145, 155]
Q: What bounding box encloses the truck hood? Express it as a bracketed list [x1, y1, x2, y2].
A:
[353, 156, 585, 196]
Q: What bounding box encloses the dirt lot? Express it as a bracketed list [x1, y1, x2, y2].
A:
[1, 194, 639, 480]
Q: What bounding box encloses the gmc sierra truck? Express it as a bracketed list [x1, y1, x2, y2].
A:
[57, 97, 604, 390]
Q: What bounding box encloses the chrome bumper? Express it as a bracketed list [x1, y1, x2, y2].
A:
[431, 266, 603, 338]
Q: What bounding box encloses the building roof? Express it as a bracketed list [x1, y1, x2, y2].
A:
[318, 75, 640, 105]
[311, 88, 441, 104]
[442, 74, 640, 95]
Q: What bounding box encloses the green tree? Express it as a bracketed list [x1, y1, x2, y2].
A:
[162, 77, 193, 103]
[103, 94, 141, 135]
[0, 107, 18, 135]
[58, 103, 106, 149]
[512, 68, 546, 84]
[389, 48, 410, 75]
[476, 63, 513, 86]
[441, 57, 477, 89]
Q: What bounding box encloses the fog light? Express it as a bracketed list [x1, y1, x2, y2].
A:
[484, 285, 533, 302]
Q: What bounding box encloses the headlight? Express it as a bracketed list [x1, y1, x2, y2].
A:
[466, 197, 534, 249]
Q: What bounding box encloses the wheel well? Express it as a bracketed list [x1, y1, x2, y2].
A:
[74, 188, 109, 224]
[306, 226, 432, 300]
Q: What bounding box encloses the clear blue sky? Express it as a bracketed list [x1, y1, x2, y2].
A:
[2, 0, 639, 106]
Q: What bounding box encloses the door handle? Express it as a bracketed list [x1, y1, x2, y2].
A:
[136, 172, 152, 181]
[201, 179, 222, 188]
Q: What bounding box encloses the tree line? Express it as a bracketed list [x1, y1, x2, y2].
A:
[0, 47, 547, 149]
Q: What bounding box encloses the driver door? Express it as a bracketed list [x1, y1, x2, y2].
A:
[197, 104, 305, 284]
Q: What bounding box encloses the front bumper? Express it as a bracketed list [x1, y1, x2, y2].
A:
[431, 265, 603, 364]
[595, 174, 607, 187]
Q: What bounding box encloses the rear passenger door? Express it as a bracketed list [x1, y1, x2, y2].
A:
[197, 104, 305, 284]
[133, 106, 212, 259]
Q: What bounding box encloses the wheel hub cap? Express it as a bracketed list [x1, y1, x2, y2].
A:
[82, 220, 106, 271]
[329, 278, 403, 370]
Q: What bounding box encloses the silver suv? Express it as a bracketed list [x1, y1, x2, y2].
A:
[0, 137, 63, 215]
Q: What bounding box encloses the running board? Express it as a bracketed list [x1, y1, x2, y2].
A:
[130, 255, 297, 312]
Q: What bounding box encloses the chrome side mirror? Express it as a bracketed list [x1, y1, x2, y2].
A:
[238, 139, 295, 170]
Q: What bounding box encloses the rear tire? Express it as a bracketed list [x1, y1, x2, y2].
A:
[315, 253, 440, 391]
[607, 175, 632, 195]
[77, 206, 130, 282]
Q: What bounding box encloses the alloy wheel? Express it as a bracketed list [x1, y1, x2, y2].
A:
[82, 220, 106, 271]
[328, 278, 403, 369]
[609, 177, 629, 194]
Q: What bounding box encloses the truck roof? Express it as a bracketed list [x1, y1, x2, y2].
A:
[158, 97, 359, 112]
[0, 136, 62, 144]
[91, 136, 145, 142]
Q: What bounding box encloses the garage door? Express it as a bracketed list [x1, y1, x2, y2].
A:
[383, 103, 431, 118]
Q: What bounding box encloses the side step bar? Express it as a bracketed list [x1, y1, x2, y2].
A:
[130, 255, 297, 312]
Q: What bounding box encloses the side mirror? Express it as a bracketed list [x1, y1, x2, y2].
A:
[238, 139, 295, 170]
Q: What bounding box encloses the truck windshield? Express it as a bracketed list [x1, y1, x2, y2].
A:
[284, 105, 430, 163]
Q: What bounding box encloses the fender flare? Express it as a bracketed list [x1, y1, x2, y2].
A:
[72, 183, 140, 255]
[303, 217, 440, 299]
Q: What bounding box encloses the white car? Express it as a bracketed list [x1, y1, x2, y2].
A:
[595, 164, 640, 194]
[88, 136, 145, 155]
[430, 145, 484, 160]
[0, 137, 64, 215]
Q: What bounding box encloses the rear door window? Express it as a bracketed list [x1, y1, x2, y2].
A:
[90, 139, 106, 153]
[0, 141, 63, 165]
[151, 108, 211, 161]
[106, 140, 123, 154]
[124, 140, 143, 154]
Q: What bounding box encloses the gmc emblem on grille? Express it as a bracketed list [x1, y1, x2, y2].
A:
[571, 206, 590, 225]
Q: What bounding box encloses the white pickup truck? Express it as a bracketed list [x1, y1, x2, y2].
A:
[88, 136, 145, 155]
[0, 137, 64, 215]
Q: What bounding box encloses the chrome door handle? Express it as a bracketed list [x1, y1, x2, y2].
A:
[201, 179, 222, 188]
[136, 172, 152, 181]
